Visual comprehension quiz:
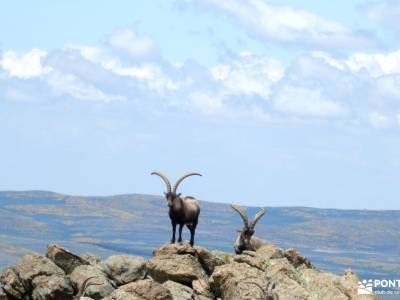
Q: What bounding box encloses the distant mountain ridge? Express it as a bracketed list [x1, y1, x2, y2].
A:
[0, 190, 399, 280]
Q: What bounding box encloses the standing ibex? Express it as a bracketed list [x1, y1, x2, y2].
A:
[151, 171, 202, 246]
[231, 204, 267, 254]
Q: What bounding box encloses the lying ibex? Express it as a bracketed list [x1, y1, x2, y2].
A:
[151, 171, 202, 246]
[231, 204, 267, 254]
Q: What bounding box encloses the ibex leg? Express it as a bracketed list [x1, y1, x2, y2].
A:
[171, 222, 176, 243]
[187, 223, 196, 246]
[178, 224, 183, 242]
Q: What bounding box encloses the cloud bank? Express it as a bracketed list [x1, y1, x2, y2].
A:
[193, 0, 379, 50]
[1, 28, 400, 129]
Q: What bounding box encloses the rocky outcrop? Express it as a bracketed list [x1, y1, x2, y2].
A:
[81, 253, 102, 266]
[69, 265, 114, 299]
[8, 254, 75, 300]
[209, 262, 269, 299]
[162, 281, 193, 300]
[152, 242, 232, 275]
[284, 248, 314, 269]
[31, 275, 74, 300]
[192, 279, 214, 300]
[147, 254, 207, 285]
[0, 267, 28, 299]
[0, 287, 11, 300]
[46, 244, 88, 274]
[0, 242, 376, 300]
[0, 267, 27, 300]
[100, 255, 146, 286]
[104, 279, 172, 300]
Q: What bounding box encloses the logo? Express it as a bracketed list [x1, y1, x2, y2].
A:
[358, 280, 373, 294]
[358, 278, 400, 295]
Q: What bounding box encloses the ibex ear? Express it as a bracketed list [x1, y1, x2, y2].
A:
[177, 193, 182, 197]
[164, 192, 167, 196]
[236, 229, 242, 233]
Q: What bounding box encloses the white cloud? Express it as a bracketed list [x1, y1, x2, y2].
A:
[211, 52, 284, 98]
[197, 0, 377, 49]
[65, 44, 104, 62]
[280, 52, 400, 125]
[273, 85, 347, 118]
[310, 51, 346, 71]
[102, 59, 185, 95]
[65, 44, 184, 96]
[0, 46, 127, 103]
[0, 49, 51, 79]
[3, 29, 400, 129]
[108, 29, 157, 59]
[345, 51, 400, 77]
[46, 71, 125, 103]
[104, 59, 156, 80]
[312, 50, 400, 77]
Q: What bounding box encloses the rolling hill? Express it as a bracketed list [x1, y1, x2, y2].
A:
[0, 190, 399, 280]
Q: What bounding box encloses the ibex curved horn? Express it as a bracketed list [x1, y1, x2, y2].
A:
[230, 204, 249, 228]
[250, 208, 266, 229]
[77, 276, 102, 298]
[151, 171, 172, 193]
[172, 172, 202, 194]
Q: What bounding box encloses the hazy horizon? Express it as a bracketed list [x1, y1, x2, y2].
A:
[1, 189, 399, 211]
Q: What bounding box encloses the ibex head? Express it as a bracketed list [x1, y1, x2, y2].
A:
[151, 172, 202, 207]
[231, 204, 266, 254]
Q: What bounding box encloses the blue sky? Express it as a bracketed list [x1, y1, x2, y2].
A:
[1, 0, 400, 209]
